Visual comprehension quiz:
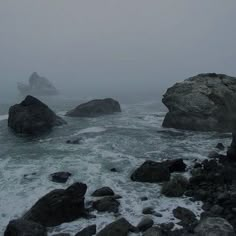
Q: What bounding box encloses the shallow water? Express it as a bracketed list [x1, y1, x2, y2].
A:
[0, 99, 232, 235]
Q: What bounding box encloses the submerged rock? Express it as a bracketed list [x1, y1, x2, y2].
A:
[23, 182, 87, 227]
[91, 187, 115, 197]
[162, 73, 236, 131]
[18, 72, 58, 96]
[50, 172, 72, 183]
[227, 133, 236, 161]
[8, 95, 66, 135]
[137, 217, 154, 232]
[4, 219, 47, 236]
[173, 206, 197, 225]
[194, 217, 235, 236]
[96, 218, 137, 236]
[92, 196, 120, 213]
[66, 98, 121, 117]
[161, 175, 189, 197]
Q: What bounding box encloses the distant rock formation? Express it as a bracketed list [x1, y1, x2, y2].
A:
[8, 95, 66, 135]
[66, 98, 121, 117]
[18, 72, 58, 96]
[162, 73, 236, 131]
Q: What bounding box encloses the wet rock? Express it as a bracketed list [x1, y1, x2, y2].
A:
[162, 73, 236, 132]
[66, 138, 82, 144]
[137, 217, 154, 232]
[161, 175, 189, 197]
[75, 225, 96, 236]
[142, 207, 155, 215]
[66, 98, 121, 117]
[23, 182, 87, 227]
[4, 219, 47, 236]
[110, 168, 118, 172]
[131, 161, 170, 183]
[143, 227, 166, 236]
[173, 207, 196, 225]
[194, 217, 235, 236]
[92, 196, 120, 213]
[227, 133, 236, 161]
[208, 151, 222, 159]
[160, 222, 175, 231]
[8, 95, 66, 135]
[52, 234, 70, 236]
[91, 187, 114, 197]
[141, 196, 149, 201]
[216, 143, 225, 150]
[50, 172, 72, 183]
[97, 218, 137, 236]
[163, 159, 187, 173]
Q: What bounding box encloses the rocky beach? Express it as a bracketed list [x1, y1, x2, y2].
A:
[1, 74, 236, 235]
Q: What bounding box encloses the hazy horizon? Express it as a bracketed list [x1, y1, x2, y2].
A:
[1, 1, 236, 103]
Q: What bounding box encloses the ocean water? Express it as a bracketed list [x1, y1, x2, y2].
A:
[0, 98, 232, 235]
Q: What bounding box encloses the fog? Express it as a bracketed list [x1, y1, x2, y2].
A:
[0, 1, 236, 103]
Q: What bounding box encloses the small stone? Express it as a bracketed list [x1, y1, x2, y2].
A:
[92, 196, 120, 213]
[137, 217, 154, 232]
[50, 172, 72, 183]
[91, 187, 114, 197]
[216, 143, 225, 150]
[142, 207, 155, 215]
[141, 196, 148, 201]
[160, 222, 175, 231]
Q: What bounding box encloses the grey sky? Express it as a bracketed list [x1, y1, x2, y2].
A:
[0, 1, 236, 101]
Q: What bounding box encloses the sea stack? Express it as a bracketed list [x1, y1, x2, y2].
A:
[66, 98, 121, 117]
[8, 95, 66, 135]
[162, 73, 236, 132]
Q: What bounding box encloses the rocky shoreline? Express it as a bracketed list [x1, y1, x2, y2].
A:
[4, 134, 236, 235]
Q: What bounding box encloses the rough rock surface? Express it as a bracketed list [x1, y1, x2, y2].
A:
[131, 161, 170, 183]
[91, 187, 114, 197]
[92, 196, 120, 213]
[23, 182, 87, 227]
[75, 225, 96, 236]
[162, 73, 236, 131]
[8, 95, 66, 135]
[194, 217, 235, 236]
[18, 72, 58, 96]
[66, 98, 121, 117]
[96, 218, 136, 236]
[50, 172, 72, 183]
[4, 219, 47, 236]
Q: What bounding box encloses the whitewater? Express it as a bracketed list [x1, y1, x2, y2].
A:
[0, 100, 231, 235]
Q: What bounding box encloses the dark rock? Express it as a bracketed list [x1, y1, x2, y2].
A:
[227, 133, 236, 161]
[96, 218, 137, 236]
[210, 205, 224, 215]
[66, 98, 121, 117]
[194, 217, 235, 236]
[137, 217, 154, 232]
[17, 72, 58, 96]
[131, 161, 170, 183]
[143, 227, 166, 236]
[66, 138, 82, 144]
[216, 143, 225, 150]
[162, 73, 236, 132]
[110, 168, 118, 172]
[4, 219, 47, 236]
[75, 225, 96, 236]
[50, 172, 72, 183]
[161, 175, 189, 197]
[141, 196, 149, 201]
[173, 207, 196, 225]
[208, 151, 222, 159]
[91, 187, 114, 197]
[52, 234, 70, 236]
[8, 95, 66, 135]
[23, 182, 87, 227]
[92, 196, 120, 213]
[163, 159, 187, 173]
[160, 222, 175, 231]
[142, 207, 155, 215]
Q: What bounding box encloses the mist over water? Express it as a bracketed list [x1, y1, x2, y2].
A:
[1, 1, 236, 102]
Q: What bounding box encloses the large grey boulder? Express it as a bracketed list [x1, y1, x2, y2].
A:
[8, 95, 66, 135]
[66, 98, 121, 117]
[18, 72, 58, 96]
[23, 182, 87, 227]
[194, 217, 235, 236]
[162, 73, 236, 131]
